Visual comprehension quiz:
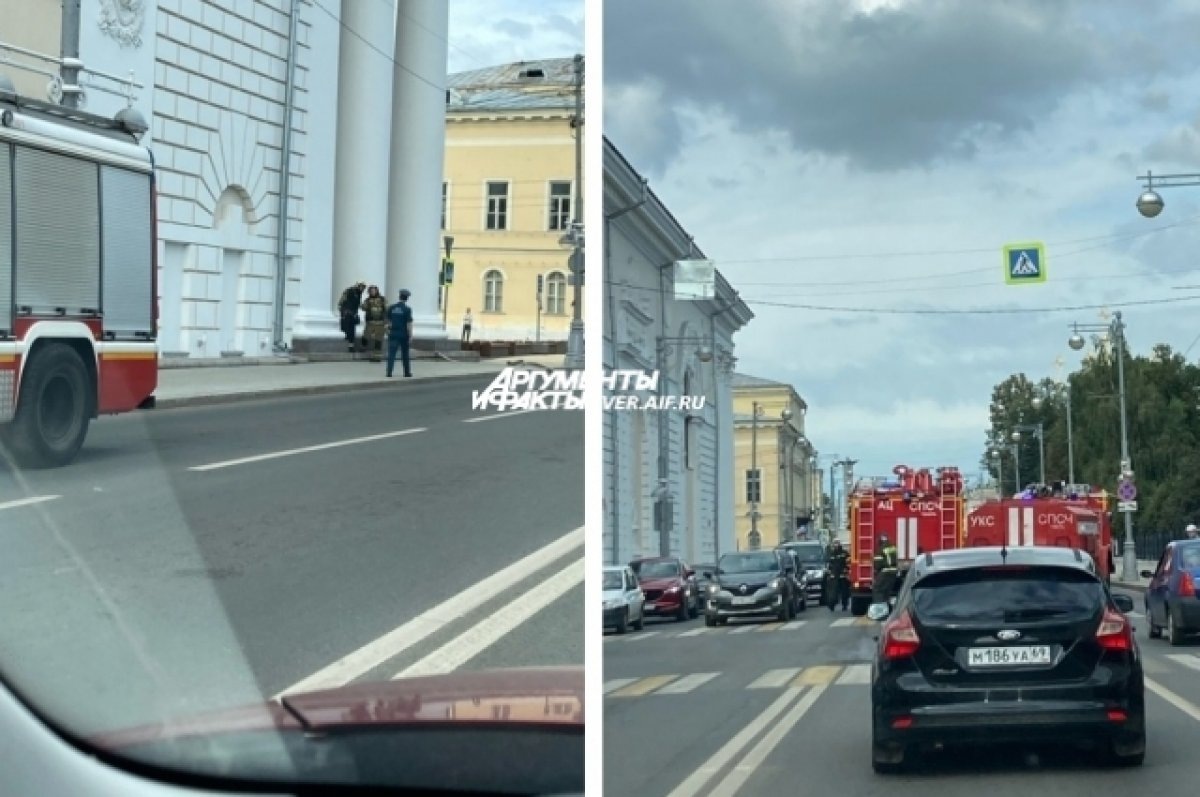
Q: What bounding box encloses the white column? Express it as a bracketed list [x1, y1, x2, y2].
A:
[332, 0, 394, 296]
[385, 0, 448, 340]
[290, 0, 343, 347]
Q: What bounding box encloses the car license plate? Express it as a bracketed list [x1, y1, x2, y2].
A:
[967, 645, 1051, 667]
[644, 602, 656, 611]
[732, 596, 755, 606]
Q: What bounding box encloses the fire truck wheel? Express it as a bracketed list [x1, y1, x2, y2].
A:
[3, 343, 91, 469]
[850, 596, 870, 617]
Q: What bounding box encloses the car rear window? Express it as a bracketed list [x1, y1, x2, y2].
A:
[912, 566, 1103, 624]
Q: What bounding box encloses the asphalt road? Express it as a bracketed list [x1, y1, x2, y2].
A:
[0, 376, 582, 737]
[604, 588, 1200, 796]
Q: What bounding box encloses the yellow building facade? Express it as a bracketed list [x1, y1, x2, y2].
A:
[442, 59, 584, 343]
[0, 0, 61, 100]
[732, 374, 817, 551]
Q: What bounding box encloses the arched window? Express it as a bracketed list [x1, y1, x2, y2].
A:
[484, 269, 504, 312]
[546, 272, 566, 314]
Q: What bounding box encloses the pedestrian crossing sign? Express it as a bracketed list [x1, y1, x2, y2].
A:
[1003, 242, 1046, 285]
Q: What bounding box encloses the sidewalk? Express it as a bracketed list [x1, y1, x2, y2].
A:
[1112, 558, 1157, 593]
[153, 354, 565, 409]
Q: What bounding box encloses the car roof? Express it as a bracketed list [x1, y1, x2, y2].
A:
[630, 556, 679, 563]
[908, 546, 1097, 582]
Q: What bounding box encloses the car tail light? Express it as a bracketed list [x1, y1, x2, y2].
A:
[1181, 572, 1196, 598]
[892, 716, 913, 729]
[1107, 709, 1127, 722]
[881, 609, 920, 659]
[1096, 608, 1133, 652]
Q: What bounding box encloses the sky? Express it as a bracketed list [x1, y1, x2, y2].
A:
[604, 0, 1200, 483]
[445, 0, 583, 75]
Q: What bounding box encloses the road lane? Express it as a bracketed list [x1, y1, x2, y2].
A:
[0, 378, 582, 737]
[605, 606, 1200, 796]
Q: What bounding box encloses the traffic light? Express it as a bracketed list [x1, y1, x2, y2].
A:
[537, 274, 544, 294]
[443, 259, 454, 285]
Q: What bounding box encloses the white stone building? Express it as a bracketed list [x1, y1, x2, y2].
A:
[1, 0, 450, 359]
[602, 137, 753, 567]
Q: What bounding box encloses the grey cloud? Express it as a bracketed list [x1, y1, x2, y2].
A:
[494, 18, 534, 38]
[1144, 123, 1200, 168]
[604, 0, 1186, 174]
[1140, 90, 1171, 113]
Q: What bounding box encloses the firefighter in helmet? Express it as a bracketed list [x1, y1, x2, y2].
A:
[873, 533, 899, 603]
[826, 539, 851, 611]
[361, 285, 387, 362]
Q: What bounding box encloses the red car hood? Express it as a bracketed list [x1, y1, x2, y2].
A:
[639, 577, 684, 590]
[91, 666, 583, 749]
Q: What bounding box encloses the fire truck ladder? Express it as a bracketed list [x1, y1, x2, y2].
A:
[939, 468, 960, 549]
[856, 482, 875, 580]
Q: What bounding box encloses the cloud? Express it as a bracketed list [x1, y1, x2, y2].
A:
[447, 0, 582, 73]
[604, 0, 1200, 173]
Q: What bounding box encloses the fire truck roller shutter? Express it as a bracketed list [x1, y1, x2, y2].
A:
[895, 517, 917, 560]
[99, 165, 153, 337]
[1006, 506, 1035, 546]
[13, 147, 100, 315]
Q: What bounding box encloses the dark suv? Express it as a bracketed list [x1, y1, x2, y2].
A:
[870, 546, 1143, 774]
[779, 541, 828, 606]
[703, 549, 796, 625]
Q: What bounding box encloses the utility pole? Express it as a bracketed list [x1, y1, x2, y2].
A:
[59, 0, 82, 109]
[563, 53, 585, 369]
[750, 402, 761, 549]
[1113, 312, 1136, 582]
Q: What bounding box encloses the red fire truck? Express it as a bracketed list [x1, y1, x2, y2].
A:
[847, 465, 965, 615]
[0, 79, 157, 468]
[965, 485, 1115, 581]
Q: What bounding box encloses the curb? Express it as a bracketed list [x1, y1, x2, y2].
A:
[152, 371, 497, 410]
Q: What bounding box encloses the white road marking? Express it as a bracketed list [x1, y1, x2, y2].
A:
[656, 672, 720, 694]
[1146, 677, 1200, 724]
[831, 618, 858, 627]
[748, 668, 801, 689]
[273, 526, 583, 698]
[677, 628, 711, 637]
[0, 495, 60, 512]
[707, 687, 826, 797]
[190, 427, 426, 471]
[395, 557, 583, 678]
[729, 624, 758, 634]
[1166, 653, 1200, 672]
[462, 409, 540, 423]
[781, 620, 807, 630]
[665, 688, 806, 797]
[604, 678, 637, 694]
[836, 664, 872, 685]
[626, 630, 661, 642]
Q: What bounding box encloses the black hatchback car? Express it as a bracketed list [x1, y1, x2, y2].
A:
[869, 546, 1143, 774]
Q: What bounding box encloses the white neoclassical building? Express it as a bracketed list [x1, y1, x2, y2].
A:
[602, 136, 754, 567]
[0, 0, 450, 358]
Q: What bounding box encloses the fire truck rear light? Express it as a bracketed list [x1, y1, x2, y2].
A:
[892, 716, 913, 729]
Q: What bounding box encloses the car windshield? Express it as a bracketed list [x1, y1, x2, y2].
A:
[788, 547, 825, 564]
[603, 571, 624, 590]
[719, 553, 778, 574]
[633, 560, 680, 578]
[913, 567, 1102, 624]
[1179, 546, 1200, 569]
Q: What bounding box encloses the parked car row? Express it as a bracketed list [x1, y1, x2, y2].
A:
[602, 555, 702, 634]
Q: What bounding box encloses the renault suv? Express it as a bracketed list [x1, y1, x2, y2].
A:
[703, 549, 795, 625]
[870, 546, 1143, 774]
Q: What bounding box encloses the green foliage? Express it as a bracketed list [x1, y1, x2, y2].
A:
[981, 344, 1200, 546]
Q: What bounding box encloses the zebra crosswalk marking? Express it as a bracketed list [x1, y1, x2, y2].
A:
[609, 675, 679, 697]
[836, 664, 871, 685]
[656, 672, 720, 694]
[1166, 654, 1200, 672]
[791, 666, 841, 687]
[729, 625, 758, 634]
[748, 668, 801, 689]
[603, 678, 638, 694]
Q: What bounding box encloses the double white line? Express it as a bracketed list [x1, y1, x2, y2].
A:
[275, 526, 583, 699]
[666, 685, 826, 797]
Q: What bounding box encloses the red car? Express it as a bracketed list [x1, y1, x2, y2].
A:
[630, 557, 699, 621]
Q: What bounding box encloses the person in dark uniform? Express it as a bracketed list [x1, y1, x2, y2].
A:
[386, 289, 414, 378]
[826, 539, 851, 611]
[337, 281, 365, 352]
[361, 286, 387, 362]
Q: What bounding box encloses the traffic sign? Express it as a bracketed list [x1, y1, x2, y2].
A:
[1118, 500, 1138, 512]
[1118, 480, 1137, 502]
[1003, 242, 1047, 285]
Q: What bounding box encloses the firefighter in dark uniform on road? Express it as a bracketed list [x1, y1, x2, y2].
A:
[873, 533, 899, 603]
[361, 285, 387, 362]
[826, 539, 850, 611]
[337, 281, 366, 352]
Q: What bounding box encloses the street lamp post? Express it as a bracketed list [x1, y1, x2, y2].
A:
[1135, 171, 1200, 218]
[750, 402, 763, 550]
[1034, 384, 1074, 484]
[990, 449, 1004, 496]
[1010, 438, 1021, 492]
[654, 336, 714, 556]
[441, 236, 454, 329]
[563, 53, 585, 370]
[1069, 312, 1136, 581]
[1012, 423, 1045, 485]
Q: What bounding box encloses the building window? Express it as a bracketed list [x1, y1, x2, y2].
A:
[486, 181, 508, 230]
[746, 468, 761, 503]
[484, 269, 503, 312]
[546, 271, 566, 314]
[441, 182, 448, 230]
[548, 181, 571, 231]
[684, 417, 698, 470]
